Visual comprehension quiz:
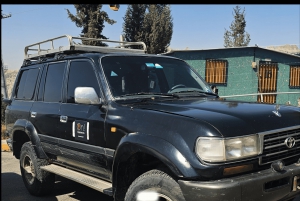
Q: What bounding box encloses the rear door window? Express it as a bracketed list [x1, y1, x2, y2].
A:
[43, 62, 66, 102]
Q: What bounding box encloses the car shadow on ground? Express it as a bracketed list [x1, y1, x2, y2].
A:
[1, 173, 113, 201]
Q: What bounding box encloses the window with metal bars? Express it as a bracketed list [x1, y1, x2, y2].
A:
[257, 61, 278, 104]
[289, 65, 300, 88]
[205, 59, 227, 85]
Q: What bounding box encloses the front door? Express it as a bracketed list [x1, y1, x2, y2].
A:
[257, 61, 278, 104]
[56, 59, 109, 180]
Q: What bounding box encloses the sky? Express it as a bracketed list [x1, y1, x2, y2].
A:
[1, 4, 300, 70]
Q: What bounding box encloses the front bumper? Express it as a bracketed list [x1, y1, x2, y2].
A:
[178, 162, 300, 201]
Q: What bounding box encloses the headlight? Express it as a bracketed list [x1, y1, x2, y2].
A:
[195, 135, 261, 162]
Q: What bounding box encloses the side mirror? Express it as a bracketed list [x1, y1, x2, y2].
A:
[75, 87, 101, 105]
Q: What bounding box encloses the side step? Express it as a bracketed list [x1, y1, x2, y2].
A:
[41, 164, 113, 196]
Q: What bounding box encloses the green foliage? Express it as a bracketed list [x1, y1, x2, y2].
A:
[224, 6, 251, 47]
[66, 4, 116, 46]
[123, 4, 173, 54]
[123, 4, 147, 43]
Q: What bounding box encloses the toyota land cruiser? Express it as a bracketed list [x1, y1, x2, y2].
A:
[4, 35, 300, 201]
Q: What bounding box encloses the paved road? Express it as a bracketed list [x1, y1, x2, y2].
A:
[1, 151, 300, 201]
[1, 151, 113, 201]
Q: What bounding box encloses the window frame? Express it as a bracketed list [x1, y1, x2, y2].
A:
[205, 59, 228, 86]
[13, 65, 41, 101]
[41, 61, 67, 103]
[289, 65, 300, 89]
[63, 59, 104, 104]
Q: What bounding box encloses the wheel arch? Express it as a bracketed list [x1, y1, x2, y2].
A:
[11, 119, 47, 159]
[112, 132, 197, 200]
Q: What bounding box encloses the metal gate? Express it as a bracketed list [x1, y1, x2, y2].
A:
[257, 62, 278, 104]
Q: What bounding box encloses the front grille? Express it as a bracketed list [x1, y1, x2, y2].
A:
[260, 127, 300, 165]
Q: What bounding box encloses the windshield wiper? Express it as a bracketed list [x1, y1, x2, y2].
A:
[173, 90, 219, 97]
[119, 92, 180, 99]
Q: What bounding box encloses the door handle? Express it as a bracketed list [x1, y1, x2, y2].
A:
[60, 116, 68, 123]
[31, 112, 37, 118]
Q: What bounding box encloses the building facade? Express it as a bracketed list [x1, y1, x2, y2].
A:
[165, 46, 300, 106]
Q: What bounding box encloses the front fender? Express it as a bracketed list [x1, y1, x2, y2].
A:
[12, 119, 48, 159]
[112, 132, 198, 186]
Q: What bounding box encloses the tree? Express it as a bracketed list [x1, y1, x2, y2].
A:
[123, 4, 147, 43]
[224, 6, 250, 47]
[66, 4, 116, 46]
[123, 4, 173, 54]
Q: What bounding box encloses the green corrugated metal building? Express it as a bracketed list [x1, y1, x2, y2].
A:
[164, 46, 300, 106]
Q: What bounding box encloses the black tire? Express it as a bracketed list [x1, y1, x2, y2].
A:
[20, 142, 55, 196]
[124, 169, 186, 201]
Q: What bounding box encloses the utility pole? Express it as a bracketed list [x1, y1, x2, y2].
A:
[1, 10, 11, 98]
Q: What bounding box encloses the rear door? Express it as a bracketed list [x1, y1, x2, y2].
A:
[30, 61, 67, 141]
[6, 65, 41, 134]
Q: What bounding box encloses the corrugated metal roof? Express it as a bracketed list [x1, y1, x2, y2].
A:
[163, 46, 300, 59]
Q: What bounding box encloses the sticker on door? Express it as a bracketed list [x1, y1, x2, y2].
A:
[73, 120, 89, 142]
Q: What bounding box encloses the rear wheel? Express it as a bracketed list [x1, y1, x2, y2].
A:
[124, 169, 185, 201]
[20, 142, 55, 196]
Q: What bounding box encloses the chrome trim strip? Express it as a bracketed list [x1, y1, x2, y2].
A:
[259, 152, 300, 165]
[264, 132, 300, 142]
[265, 139, 300, 149]
[258, 125, 300, 136]
[258, 126, 300, 165]
[38, 134, 115, 156]
[265, 149, 291, 157]
[265, 143, 285, 149]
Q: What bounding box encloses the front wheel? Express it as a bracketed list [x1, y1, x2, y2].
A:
[125, 169, 185, 201]
[20, 142, 55, 196]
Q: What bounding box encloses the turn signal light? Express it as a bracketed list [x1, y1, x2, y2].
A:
[111, 127, 117, 132]
[223, 164, 253, 176]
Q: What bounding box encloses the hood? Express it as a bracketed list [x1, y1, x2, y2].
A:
[136, 99, 300, 137]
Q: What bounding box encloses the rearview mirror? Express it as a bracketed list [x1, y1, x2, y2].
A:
[75, 87, 101, 105]
[211, 85, 218, 95]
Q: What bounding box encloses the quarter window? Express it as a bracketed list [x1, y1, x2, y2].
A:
[15, 68, 39, 100]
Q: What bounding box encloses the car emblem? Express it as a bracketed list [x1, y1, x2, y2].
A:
[272, 105, 281, 117]
[284, 137, 295, 148]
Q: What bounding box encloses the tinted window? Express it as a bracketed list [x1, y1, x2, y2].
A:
[67, 61, 100, 103]
[15, 68, 39, 100]
[37, 65, 47, 101]
[15, 70, 28, 99]
[43, 62, 65, 102]
[101, 56, 212, 97]
[23, 68, 39, 99]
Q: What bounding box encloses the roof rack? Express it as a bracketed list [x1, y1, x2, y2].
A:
[24, 35, 147, 60]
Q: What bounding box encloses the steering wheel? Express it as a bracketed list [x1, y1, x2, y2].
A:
[168, 84, 186, 93]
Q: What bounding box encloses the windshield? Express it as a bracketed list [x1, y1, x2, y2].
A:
[101, 56, 213, 98]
